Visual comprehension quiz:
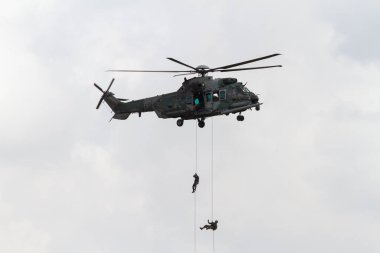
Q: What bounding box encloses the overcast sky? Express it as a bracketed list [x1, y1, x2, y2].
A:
[1, 0, 379, 252]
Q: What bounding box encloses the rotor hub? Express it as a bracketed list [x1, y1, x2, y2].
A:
[195, 65, 210, 70]
[195, 65, 210, 76]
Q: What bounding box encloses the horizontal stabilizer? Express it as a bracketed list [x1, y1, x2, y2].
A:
[113, 113, 131, 120]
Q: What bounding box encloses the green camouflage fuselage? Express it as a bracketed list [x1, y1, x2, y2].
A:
[103, 76, 259, 121]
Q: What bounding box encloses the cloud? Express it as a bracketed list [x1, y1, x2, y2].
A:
[317, 0, 380, 63]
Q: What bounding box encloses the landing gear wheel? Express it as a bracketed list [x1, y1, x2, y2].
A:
[255, 104, 260, 111]
[177, 119, 184, 127]
[237, 115, 244, 121]
[198, 119, 205, 128]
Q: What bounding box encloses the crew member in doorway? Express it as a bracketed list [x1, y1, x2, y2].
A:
[200, 220, 218, 230]
[194, 97, 200, 111]
[193, 89, 205, 111]
[192, 173, 199, 193]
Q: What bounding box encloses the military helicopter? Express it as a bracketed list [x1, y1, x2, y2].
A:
[94, 54, 281, 128]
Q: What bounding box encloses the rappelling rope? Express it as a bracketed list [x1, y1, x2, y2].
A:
[211, 117, 214, 220]
[195, 120, 198, 174]
[194, 121, 198, 253]
[211, 117, 215, 253]
[194, 118, 215, 253]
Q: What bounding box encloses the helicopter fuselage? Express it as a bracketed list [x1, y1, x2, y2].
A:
[104, 75, 260, 127]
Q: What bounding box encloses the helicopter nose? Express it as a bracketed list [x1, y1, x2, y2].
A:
[251, 94, 259, 104]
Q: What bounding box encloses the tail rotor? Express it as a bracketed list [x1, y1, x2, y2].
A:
[94, 78, 115, 109]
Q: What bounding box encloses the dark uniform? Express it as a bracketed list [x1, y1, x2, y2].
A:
[200, 220, 218, 230]
[192, 173, 199, 193]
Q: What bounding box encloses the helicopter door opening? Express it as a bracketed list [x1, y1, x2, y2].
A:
[206, 92, 212, 103]
[219, 89, 226, 100]
[193, 91, 204, 111]
[205, 91, 213, 111]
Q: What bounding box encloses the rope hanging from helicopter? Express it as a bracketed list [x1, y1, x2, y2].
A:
[194, 122, 198, 253]
[211, 117, 215, 253]
[193, 118, 216, 253]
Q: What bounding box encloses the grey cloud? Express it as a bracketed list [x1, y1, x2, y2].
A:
[317, 0, 380, 63]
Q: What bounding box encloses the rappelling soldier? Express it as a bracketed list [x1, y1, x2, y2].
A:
[200, 220, 218, 230]
[192, 173, 199, 193]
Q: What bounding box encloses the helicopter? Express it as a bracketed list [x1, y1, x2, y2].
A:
[94, 54, 281, 128]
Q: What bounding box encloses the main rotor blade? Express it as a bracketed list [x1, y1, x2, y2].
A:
[94, 83, 104, 93]
[210, 53, 281, 71]
[167, 57, 198, 71]
[173, 72, 197, 77]
[217, 65, 282, 72]
[107, 69, 192, 73]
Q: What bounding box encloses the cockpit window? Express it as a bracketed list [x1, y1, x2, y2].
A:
[243, 86, 251, 93]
